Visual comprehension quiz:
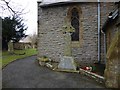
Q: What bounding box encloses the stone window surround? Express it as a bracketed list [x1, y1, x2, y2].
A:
[67, 5, 84, 48]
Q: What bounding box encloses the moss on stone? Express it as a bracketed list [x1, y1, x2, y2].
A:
[63, 22, 75, 56]
[38, 56, 49, 62]
[62, 23, 75, 33]
[106, 31, 120, 59]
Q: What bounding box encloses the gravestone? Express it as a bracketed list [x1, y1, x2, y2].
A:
[58, 56, 76, 70]
[8, 40, 14, 54]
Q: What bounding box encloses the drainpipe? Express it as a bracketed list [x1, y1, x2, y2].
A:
[97, 0, 101, 63]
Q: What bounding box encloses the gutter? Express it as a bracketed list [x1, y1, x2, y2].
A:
[97, 0, 101, 63]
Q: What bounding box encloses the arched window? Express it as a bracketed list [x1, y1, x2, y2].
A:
[71, 8, 79, 41]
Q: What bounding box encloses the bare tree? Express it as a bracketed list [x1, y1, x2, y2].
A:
[0, 0, 28, 18]
[29, 33, 37, 49]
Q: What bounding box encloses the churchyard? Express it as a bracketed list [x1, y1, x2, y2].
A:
[1, 0, 120, 88]
[1, 49, 37, 68]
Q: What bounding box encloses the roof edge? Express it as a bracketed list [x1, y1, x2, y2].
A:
[39, 2, 102, 7]
[40, 1, 75, 7]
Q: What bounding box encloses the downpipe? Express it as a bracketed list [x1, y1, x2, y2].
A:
[97, 0, 101, 63]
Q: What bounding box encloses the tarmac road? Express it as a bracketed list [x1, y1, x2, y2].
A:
[2, 55, 105, 88]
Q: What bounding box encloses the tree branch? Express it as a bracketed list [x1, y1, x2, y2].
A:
[1, 0, 27, 18]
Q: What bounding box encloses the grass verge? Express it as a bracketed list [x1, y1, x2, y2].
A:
[1, 49, 37, 68]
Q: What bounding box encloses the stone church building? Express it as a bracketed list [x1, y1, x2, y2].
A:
[38, 0, 115, 65]
[37, 0, 120, 88]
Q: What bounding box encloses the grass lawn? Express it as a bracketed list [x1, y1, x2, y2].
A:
[1, 49, 37, 68]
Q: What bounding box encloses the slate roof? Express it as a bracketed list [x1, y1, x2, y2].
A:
[19, 36, 31, 43]
[38, 0, 120, 7]
[38, 0, 100, 7]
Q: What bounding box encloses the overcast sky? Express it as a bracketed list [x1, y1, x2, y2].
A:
[1, 0, 39, 35]
[1, 0, 119, 35]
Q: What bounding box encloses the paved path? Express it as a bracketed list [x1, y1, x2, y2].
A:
[2, 56, 105, 88]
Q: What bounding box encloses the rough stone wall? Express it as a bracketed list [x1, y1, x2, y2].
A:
[71, 3, 98, 66]
[14, 43, 32, 50]
[37, 5, 67, 62]
[37, 2, 115, 66]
